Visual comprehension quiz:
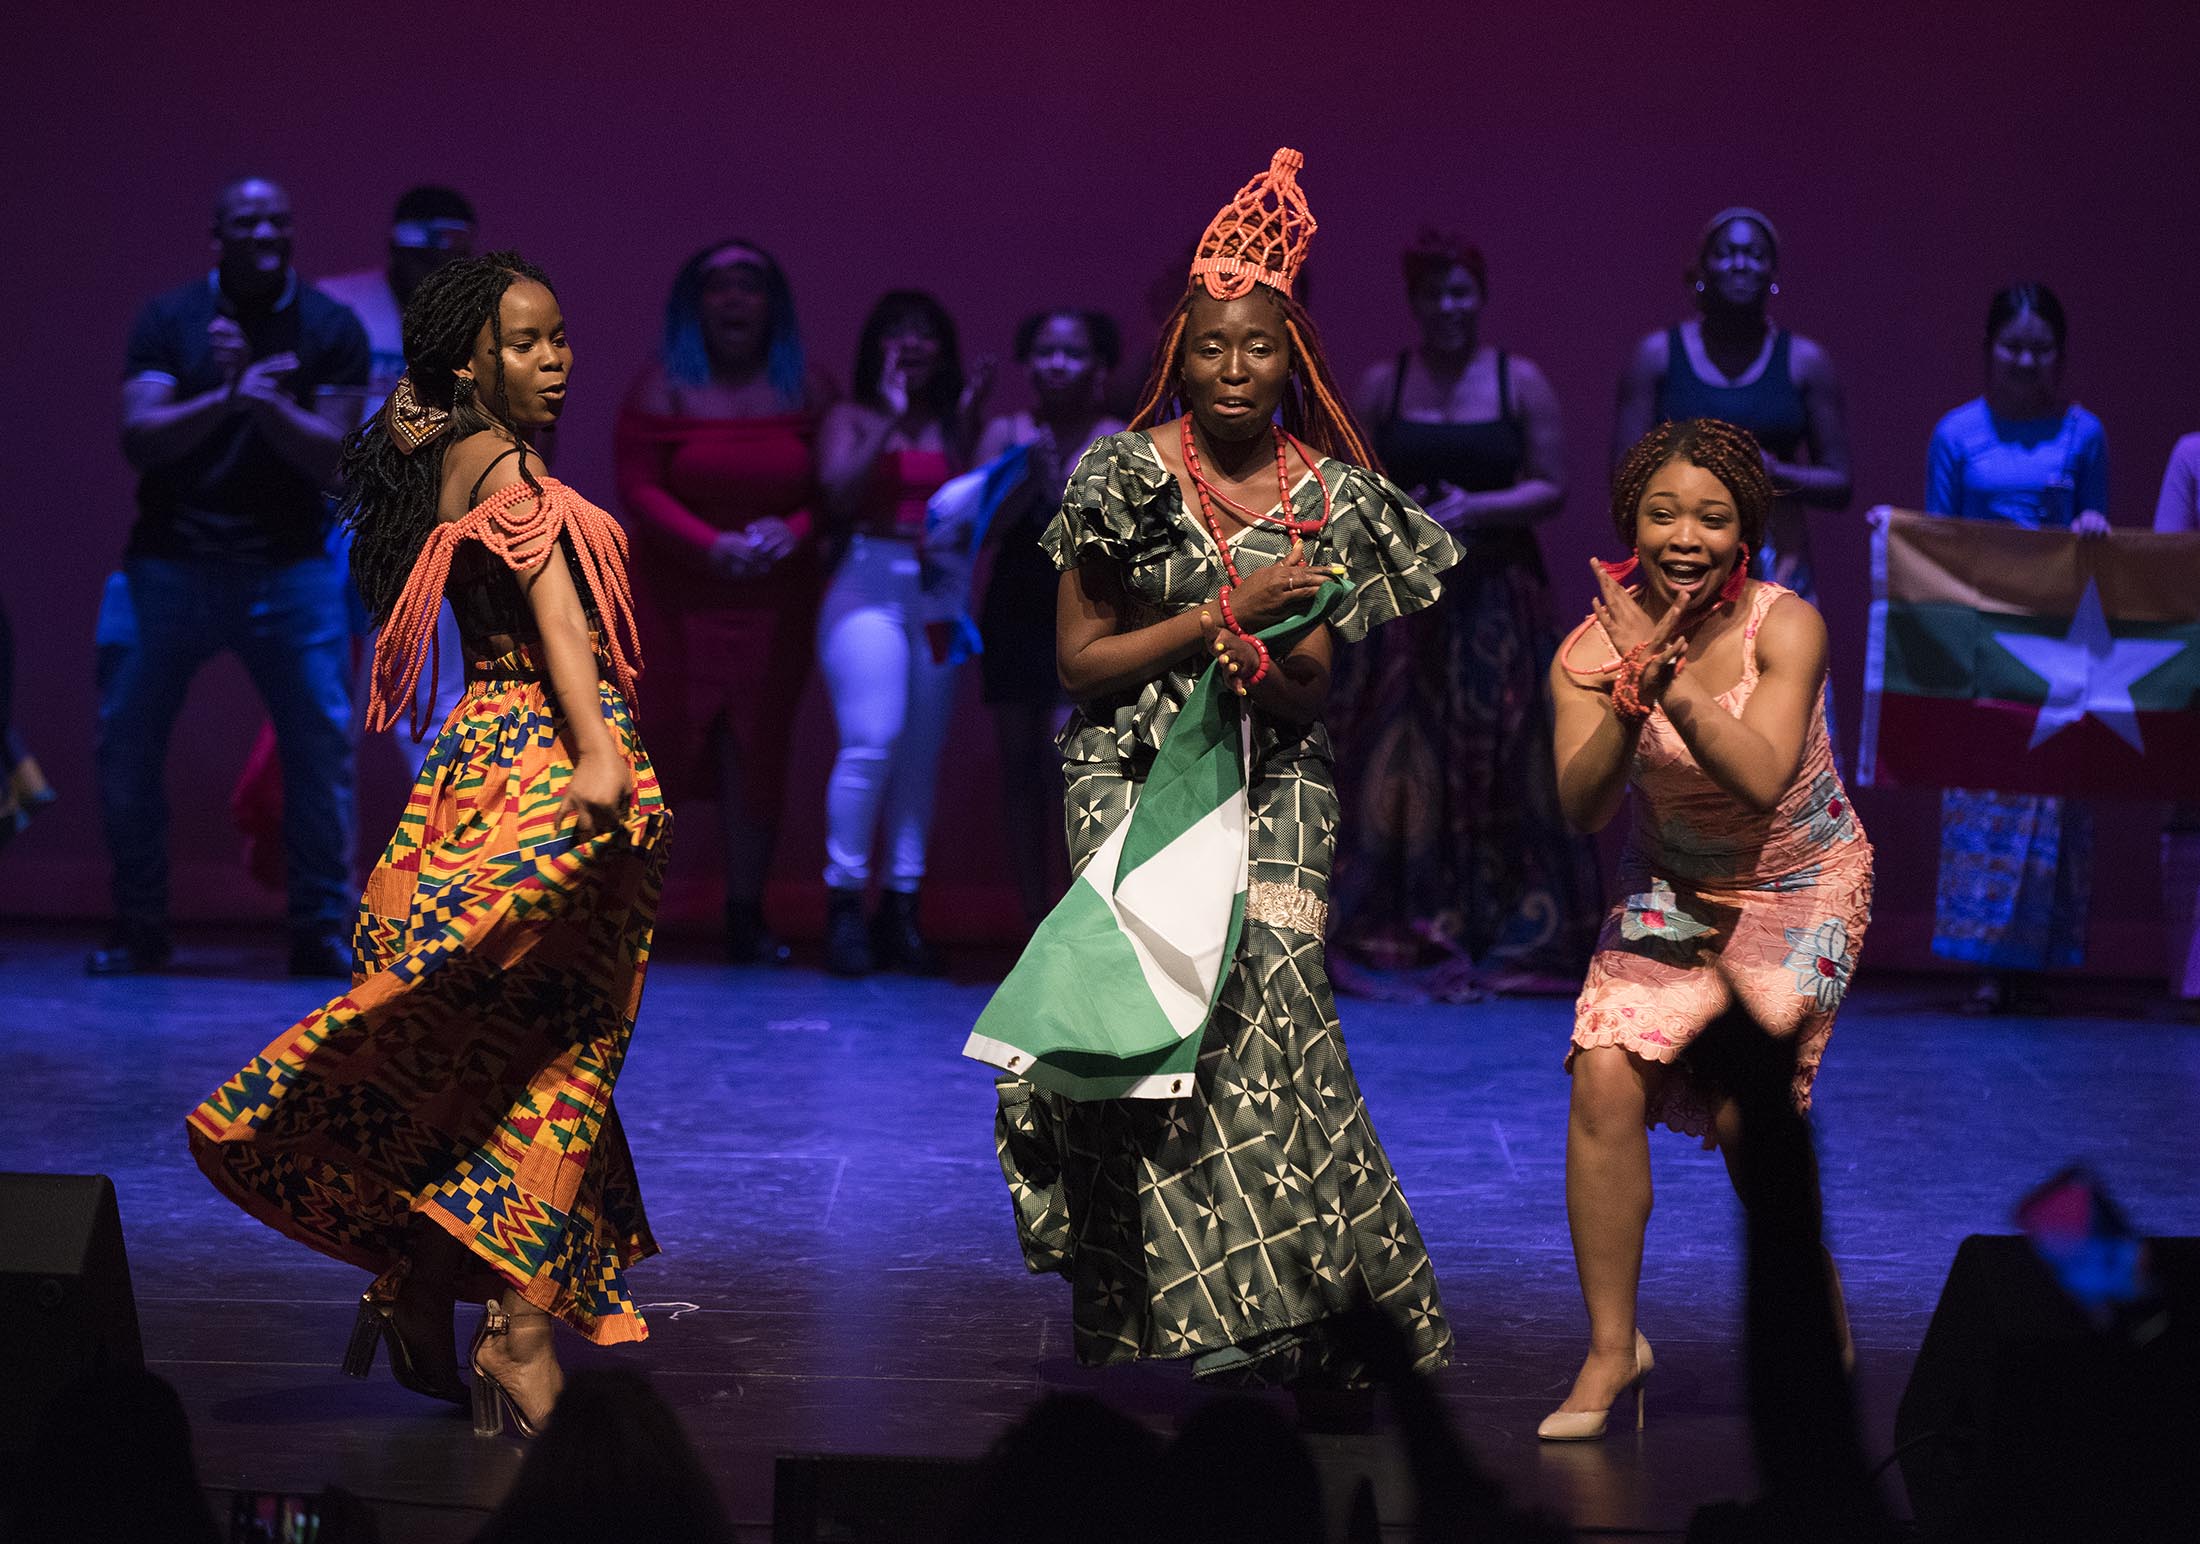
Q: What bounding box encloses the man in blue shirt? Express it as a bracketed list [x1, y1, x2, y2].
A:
[94, 177, 370, 976]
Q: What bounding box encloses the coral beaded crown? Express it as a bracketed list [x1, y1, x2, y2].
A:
[1188, 148, 1317, 301]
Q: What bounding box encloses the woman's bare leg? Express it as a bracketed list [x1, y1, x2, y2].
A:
[1559, 1046, 1662, 1411]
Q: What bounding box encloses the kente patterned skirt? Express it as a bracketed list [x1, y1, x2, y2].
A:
[187, 647, 671, 1344]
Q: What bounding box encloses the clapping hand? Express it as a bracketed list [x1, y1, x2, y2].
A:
[958, 355, 997, 433]
[1590, 558, 1689, 709]
[233, 351, 300, 411]
[208, 316, 250, 381]
[878, 341, 911, 420]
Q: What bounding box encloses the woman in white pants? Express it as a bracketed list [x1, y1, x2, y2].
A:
[815, 290, 989, 975]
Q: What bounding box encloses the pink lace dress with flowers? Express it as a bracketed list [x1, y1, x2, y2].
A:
[1567, 582, 1874, 1140]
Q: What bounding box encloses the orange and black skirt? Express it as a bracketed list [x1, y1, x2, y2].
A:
[188, 647, 671, 1344]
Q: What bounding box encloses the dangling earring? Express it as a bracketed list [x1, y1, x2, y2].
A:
[1719, 545, 1750, 604]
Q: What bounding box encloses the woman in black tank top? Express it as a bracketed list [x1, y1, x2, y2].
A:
[1327, 232, 1602, 999]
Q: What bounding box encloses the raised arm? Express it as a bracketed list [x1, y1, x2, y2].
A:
[244, 362, 359, 487]
[1659, 595, 1827, 811]
[1770, 335, 1853, 510]
[1549, 627, 1642, 834]
[243, 308, 370, 487]
[817, 401, 898, 526]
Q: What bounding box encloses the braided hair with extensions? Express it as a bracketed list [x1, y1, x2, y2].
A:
[1609, 417, 1775, 557]
[339, 251, 554, 624]
[1128, 283, 1381, 473]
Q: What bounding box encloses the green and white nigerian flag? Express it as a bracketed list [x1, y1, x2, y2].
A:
[963, 582, 1349, 1100]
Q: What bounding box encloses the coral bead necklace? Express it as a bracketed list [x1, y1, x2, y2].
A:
[1180, 417, 1336, 689]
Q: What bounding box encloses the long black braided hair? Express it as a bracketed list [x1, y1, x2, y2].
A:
[339, 251, 553, 624]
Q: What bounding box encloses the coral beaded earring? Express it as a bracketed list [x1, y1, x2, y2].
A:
[1720, 544, 1751, 604]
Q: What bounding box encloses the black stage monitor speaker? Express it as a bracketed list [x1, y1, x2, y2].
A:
[1894, 1233, 2199, 1543]
[773, 1453, 980, 1544]
[0, 1173, 145, 1453]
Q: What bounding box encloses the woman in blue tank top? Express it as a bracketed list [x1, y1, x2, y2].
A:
[1614, 209, 1852, 606]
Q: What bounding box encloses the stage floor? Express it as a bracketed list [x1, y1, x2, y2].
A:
[7, 925, 2197, 1539]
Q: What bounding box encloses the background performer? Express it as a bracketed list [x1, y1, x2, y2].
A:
[971, 307, 1127, 930]
[1330, 230, 1600, 999]
[1614, 208, 1853, 604]
[815, 290, 986, 976]
[1923, 283, 2106, 1014]
[617, 238, 833, 964]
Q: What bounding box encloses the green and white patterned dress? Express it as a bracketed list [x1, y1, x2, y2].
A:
[993, 430, 1460, 1384]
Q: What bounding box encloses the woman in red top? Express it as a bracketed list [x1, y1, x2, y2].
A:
[616, 240, 835, 963]
[815, 290, 989, 976]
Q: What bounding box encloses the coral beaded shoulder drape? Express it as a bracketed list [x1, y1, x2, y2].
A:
[369, 477, 643, 739]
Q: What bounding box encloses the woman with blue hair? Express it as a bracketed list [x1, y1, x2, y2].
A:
[617, 239, 836, 963]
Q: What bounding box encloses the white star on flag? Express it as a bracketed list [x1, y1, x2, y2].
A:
[1993, 579, 2186, 752]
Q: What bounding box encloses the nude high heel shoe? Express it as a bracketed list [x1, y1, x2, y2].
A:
[1538, 1330, 1654, 1441]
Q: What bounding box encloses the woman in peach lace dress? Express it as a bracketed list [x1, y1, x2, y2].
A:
[1538, 418, 1872, 1440]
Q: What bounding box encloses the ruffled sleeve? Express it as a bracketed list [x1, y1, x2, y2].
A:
[1322, 465, 1461, 641]
[1040, 431, 1174, 573]
[368, 477, 644, 739]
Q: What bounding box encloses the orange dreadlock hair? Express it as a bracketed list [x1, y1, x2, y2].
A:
[1128, 282, 1381, 473]
[1609, 417, 1776, 554]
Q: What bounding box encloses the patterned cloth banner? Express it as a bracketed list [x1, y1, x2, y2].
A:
[922, 442, 1035, 666]
[1860, 510, 2200, 800]
[964, 582, 1347, 1100]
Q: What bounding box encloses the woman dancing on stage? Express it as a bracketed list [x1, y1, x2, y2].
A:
[188, 253, 667, 1440]
[992, 149, 1458, 1395]
[1542, 418, 1871, 1439]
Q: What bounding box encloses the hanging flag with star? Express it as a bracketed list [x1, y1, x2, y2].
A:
[1859, 510, 2200, 799]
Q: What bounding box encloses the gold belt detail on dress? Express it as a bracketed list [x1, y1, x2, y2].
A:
[1244, 880, 1327, 935]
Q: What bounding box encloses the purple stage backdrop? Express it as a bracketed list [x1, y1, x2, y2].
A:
[7, 1, 2198, 971]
